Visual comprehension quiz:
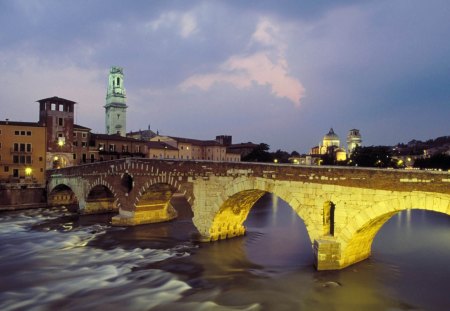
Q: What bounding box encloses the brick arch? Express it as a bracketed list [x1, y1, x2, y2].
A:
[48, 182, 79, 208]
[202, 177, 315, 241]
[338, 191, 450, 268]
[83, 179, 119, 214]
[134, 177, 194, 210]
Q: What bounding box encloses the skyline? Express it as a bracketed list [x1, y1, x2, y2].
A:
[1, 1, 449, 153]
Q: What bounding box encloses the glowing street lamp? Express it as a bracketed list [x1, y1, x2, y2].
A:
[25, 167, 32, 176]
[274, 159, 278, 163]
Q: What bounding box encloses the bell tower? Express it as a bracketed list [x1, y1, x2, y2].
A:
[105, 66, 127, 136]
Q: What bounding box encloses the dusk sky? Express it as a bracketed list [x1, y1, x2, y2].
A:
[1, 0, 449, 153]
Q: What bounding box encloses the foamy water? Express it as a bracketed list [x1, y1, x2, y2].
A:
[0, 208, 192, 311]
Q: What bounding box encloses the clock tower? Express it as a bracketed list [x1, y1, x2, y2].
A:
[105, 66, 127, 136]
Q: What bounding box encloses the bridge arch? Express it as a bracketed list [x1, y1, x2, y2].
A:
[83, 181, 118, 214]
[197, 177, 316, 242]
[338, 191, 450, 268]
[48, 183, 79, 209]
[112, 176, 194, 226]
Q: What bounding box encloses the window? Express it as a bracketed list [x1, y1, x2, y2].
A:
[0, 142, 2, 149]
[4, 166, 9, 172]
[40, 168, 43, 172]
[81, 142, 87, 147]
[58, 105, 64, 112]
[73, 132, 77, 137]
[73, 154, 77, 160]
[39, 157, 43, 162]
[26, 144, 31, 152]
[82, 133, 87, 138]
[26, 131, 31, 136]
[58, 133, 63, 138]
[51, 103, 56, 110]
[58, 118, 63, 126]
[13, 155, 19, 163]
[0, 129, 2, 135]
[109, 144, 116, 152]
[15, 131, 19, 135]
[82, 154, 87, 163]
[90, 154, 95, 163]
[13, 143, 18, 152]
[26, 156, 31, 164]
[20, 143, 25, 152]
[98, 143, 104, 150]
[13, 169, 19, 178]
[21, 131, 25, 135]
[20, 155, 25, 163]
[73, 141, 78, 147]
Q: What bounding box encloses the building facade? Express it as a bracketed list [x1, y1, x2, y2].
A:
[0, 121, 47, 185]
[37, 96, 76, 169]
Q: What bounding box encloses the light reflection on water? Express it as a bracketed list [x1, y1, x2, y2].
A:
[0, 194, 449, 311]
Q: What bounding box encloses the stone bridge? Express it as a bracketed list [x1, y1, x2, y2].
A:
[47, 158, 450, 270]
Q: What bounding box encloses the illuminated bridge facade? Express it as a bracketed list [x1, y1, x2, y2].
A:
[47, 158, 450, 270]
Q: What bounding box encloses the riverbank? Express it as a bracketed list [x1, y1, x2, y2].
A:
[0, 185, 46, 211]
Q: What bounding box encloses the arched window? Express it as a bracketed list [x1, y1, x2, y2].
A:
[116, 77, 120, 86]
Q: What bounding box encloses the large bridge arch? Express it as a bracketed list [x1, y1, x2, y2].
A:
[337, 191, 450, 268]
[194, 177, 320, 242]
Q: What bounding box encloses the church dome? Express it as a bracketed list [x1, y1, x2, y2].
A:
[323, 128, 339, 141]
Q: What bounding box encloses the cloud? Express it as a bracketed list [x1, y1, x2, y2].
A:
[180, 18, 304, 106]
[146, 11, 198, 38]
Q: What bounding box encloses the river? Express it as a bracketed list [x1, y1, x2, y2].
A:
[0, 194, 449, 311]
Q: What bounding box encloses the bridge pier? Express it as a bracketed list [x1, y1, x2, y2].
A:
[111, 202, 178, 226]
[82, 198, 118, 214]
[314, 237, 343, 270]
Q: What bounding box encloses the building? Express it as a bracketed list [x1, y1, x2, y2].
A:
[0, 120, 47, 185]
[150, 135, 241, 161]
[90, 133, 148, 162]
[309, 128, 348, 163]
[147, 141, 179, 159]
[127, 126, 157, 141]
[105, 66, 127, 136]
[37, 96, 77, 169]
[347, 129, 362, 156]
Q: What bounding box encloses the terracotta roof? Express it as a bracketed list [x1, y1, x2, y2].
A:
[91, 133, 147, 143]
[74, 124, 91, 130]
[147, 141, 178, 150]
[36, 96, 77, 104]
[169, 136, 222, 147]
[0, 120, 42, 127]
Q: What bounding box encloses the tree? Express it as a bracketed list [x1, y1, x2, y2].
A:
[349, 146, 394, 168]
[242, 143, 274, 162]
[414, 154, 450, 171]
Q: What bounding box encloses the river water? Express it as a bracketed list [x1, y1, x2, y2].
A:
[0, 194, 449, 311]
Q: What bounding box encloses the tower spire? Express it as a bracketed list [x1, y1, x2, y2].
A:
[104, 66, 127, 136]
